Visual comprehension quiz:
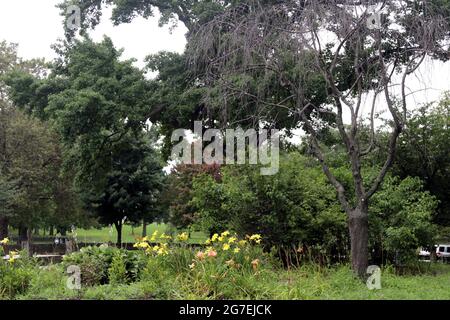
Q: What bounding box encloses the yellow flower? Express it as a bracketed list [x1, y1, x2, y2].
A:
[160, 233, 172, 240]
[177, 232, 189, 242]
[233, 247, 241, 254]
[205, 239, 212, 245]
[150, 231, 158, 242]
[211, 234, 219, 242]
[154, 243, 169, 256]
[138, 242, 150, 249]
[189, 262, 196, 269]
[218, 236, 225, 242]
[0, 238, 9, 245]
[238, 240, 247, 247]
[8, 251, 19, 263]
[249, 234, 262, 241]
[228, 237, 237, 244]
[222, 243, 230, 251]
[157, 248, 169, 256]
[249, 234, 262, 244]
[221, 231, 230, 237]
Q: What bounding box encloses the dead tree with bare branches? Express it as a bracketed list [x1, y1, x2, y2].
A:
[189, 0, 449, 278]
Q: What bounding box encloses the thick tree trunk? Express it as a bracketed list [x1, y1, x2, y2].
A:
[26, 228, 33, 256]
[114, 221, 123, 247]
[348, 206, 369, 278]
[0, 217, 8, 240]
[18, 225, 28, 244]
[142, 219, 147, 237]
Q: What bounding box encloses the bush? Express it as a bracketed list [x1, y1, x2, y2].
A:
[369, 176, 438, 264]
[17, 265, 79, 300]
[191, 153, 348, 256]
[62, 245, 146, 286]
[179, 232, 274, 299]
[108, 251, 129, 285]
[191, 152, 439, 266]
[0, 250, 35, 299]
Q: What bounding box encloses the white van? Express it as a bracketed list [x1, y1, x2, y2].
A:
[436, 244, 450, 261]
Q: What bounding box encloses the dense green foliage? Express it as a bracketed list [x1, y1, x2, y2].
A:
[4, 38, 166, 244]
[163, 163, 221, 230]
[394, 100, 450, 226]
[189, 153, 438, 264]
[62, 246, 147, 286]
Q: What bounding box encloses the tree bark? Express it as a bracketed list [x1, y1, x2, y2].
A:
[142, 219, 147, 237]
[0, 217, 8, 240]
[114, 221, 123, 247]
[18, 225, 28, 244]
[349, 206, 369, 278]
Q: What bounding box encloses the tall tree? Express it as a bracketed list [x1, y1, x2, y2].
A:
[83, 132, 165, 245]
[57, 0, 235, 36]
[188, 0, 449, 277]
[0, 41, 50, 239]
[164, 162, 221, 230]
[0, 173, 16, 239]
[394, 95, 450, 226]
[5, 37, 165, 245]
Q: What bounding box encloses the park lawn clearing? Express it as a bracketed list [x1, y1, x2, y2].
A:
[72, 224, 207, 244]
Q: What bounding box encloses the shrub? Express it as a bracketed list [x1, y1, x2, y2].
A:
[181, 232, 273, 299]
[108, 251, 129, 285]
[17, 265, 79, 300]
[369, 176, 438, 264]
[0, 249, 35, 299]
[191, 154, 348, 256]
[62, 245, 146, 286]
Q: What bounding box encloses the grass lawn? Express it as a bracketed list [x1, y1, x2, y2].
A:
[12, 263, 450, 300]
[72, 223, 208, 244]
[8, 224, 208, 244]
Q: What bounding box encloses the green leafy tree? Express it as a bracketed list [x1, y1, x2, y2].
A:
[191, 153, 347, 253]
[369, 176, 438, 264]
[394, 97, 450, 226]
[1, 40, 84, 242]
[83, 132, 165, 245]
[5, 37, 165, 245]
[0, 173, 17, 239]
[1, 109, 70, 243]
[164, 162, 221, 231]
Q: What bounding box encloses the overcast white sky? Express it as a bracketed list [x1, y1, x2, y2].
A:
[0, 0, 449, 131]
[0, 0, 187, 67]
